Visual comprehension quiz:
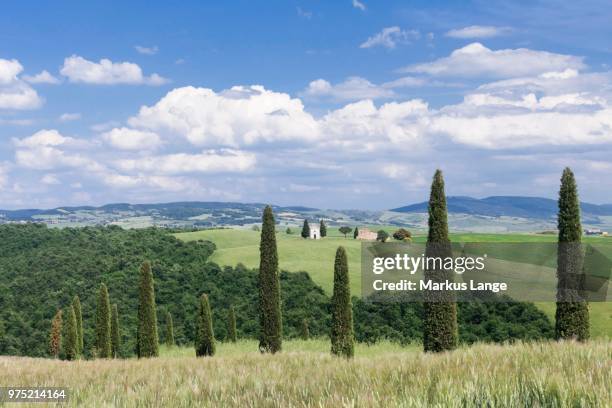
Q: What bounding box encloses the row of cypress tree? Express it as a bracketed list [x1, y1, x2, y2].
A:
[49, 262, 170, 359]
[48, 297, 85, 360]
[137, 261, 237, 358]
[49, 258, 241, 359]
[49, 289, 121, 360]
[115, 166, 591, 357]
[260, 205, 354, 357]
[49, 167, 589, 359]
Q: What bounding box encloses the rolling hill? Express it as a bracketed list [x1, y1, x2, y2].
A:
[1, 196, 612, 233]
[391, 196, 612, 219]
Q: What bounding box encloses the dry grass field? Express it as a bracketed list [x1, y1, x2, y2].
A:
[1, 339, 610, 407]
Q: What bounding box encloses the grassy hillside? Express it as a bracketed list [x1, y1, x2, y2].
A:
[176, 229, 611, 338]
[2, 339, 609, 407]
[176, 227, 372, 294]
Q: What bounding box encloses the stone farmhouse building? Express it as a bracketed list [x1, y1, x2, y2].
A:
[356, 227, 377, 240]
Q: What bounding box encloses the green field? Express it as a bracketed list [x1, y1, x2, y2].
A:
[2, 339, 609, 406]
[176, 228, 611, 338]
[176, 227, 364, 293]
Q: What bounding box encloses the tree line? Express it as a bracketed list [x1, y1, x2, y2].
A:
[0, 191, 561, 357]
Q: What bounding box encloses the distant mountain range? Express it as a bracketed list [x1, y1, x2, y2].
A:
[1, 196, 611, 232]
[391, 196, 612, 219]
[0, 202, 317, 221]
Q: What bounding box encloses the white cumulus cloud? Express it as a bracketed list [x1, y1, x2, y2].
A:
[0, 59, 43, 109]
[402, 43, 585, 78]
[60, 55, 168, 85]
[14, 129, 73, 148]
[128, 85, 320, 147]
[430, 68, 612, 149]
[23, 70, 61, 84]
[101, 173, 193, 191]
[102, 127, 162, 150]
[321, 99, 431, 148]
[431, 108, 612, 149]
[114, 149, 256, 175]
[303, 77, 395, 101]
[14, 129, 102, 171]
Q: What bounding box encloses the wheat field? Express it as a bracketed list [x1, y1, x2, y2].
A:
[1, 339, 610, 407]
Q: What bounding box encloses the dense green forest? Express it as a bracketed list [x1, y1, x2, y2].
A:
[0, 224, 552, 357]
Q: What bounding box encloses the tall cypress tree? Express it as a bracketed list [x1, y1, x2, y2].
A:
[95, 283, 112, 358]
[259, 205, 282, 353]
[227, 306, 237, 343]
[195, 294, 215, 356]
[353, 227, 359, 239]
[64, 305, 78, 361]
[331, 246, 354, 358]
[72, 296, 83, 357]
[320, 220, 327, 237]
[555, 167, 589, 341]
[423, 169, 458, 353]
[301, 219, 310, 238]
[49, 309, 62, 359]
[137, 261, 159, 358]
[165, 311, 175, 346]
[111, 304, 121, 358]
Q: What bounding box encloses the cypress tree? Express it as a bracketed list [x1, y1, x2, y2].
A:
[195, 294, 215, 356]
[137, 261, 159, 358]
[64, 305, 78, 361]
[320, 220, 327, 237]
[555, 167, 589, 341]
[353, 227, 359, 239]
[300, 318, 310, 340]
[49, 309, 62, 359]
[111, 304, 121, 358]
[227, 306, 237, 343]
[95, 283, 112, 358]
[423, 169, 458, 353]
[72, 296, 83, 357]
[165, 311, 175, 346]
[258, 205, 282, 353]
[331, 246, 354, 358]
[301, 219, 310, 238]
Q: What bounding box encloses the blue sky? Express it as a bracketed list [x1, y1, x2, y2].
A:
[1, 0, 612, 210]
